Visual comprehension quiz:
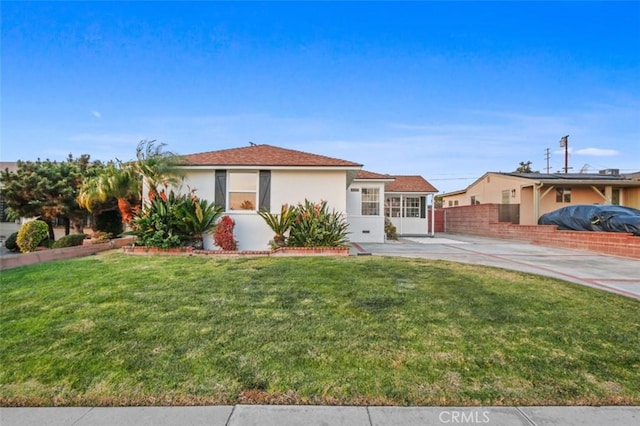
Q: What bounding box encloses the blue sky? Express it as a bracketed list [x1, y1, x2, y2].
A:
[2, 1, 639, 193]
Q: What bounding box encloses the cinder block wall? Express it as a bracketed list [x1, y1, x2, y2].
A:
[444, 204, 640, 259]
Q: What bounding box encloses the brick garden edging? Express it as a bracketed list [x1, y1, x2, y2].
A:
[1, 240, 348, 270]
[444, 204, 640, 259]
[0, 236, 137, 270]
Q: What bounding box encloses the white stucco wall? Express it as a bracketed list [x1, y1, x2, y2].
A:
[346, 181, 387, 243]
[180, 170, 216, 201]
[270, 170, 347, 211]
[347, 216, 385, 243]
[181, 168, 351, 251]
[212, 213, 273, 251]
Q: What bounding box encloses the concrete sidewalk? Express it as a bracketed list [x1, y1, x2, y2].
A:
[2, 405, 639, 426]
[353, 234, 640, 300]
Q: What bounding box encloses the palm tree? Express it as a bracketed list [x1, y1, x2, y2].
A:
[78, 140, 184, 225]
[132, 140, 185, 199]
[78, 163, 140, 224]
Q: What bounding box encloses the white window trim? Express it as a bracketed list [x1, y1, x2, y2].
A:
[361, 187, 380, 216]
[228, 170, 259, 212]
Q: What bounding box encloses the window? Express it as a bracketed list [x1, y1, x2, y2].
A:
[361, 188, 380, 216]
[454, 200, 459, 206]
[229, 172, 257, 210]
[470, 196, 479, 205]
[404, 197, 420, 218]
[385, 197, 401, 217]
[555, 187, 571, 203]
[612, 189, 620, 205]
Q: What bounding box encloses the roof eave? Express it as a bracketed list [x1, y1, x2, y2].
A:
[520, 179, 639, 187]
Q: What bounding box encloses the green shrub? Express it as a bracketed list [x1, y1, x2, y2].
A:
[175, 194, 223, 248]
[128, 190, 224, 249]
[52, 234, 87, 248]
[96, 210, 123, 236]
[258, 204, 296, 247]
[385, 218, 398, 240]
[288, 200, 349, 247]
[16, 220, 49, 253]
[128, 190, 183, 249]
[4, 232, 19, 252]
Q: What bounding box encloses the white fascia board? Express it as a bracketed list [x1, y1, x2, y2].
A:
[353, 178, 396, 183]
[179, 165, 360, 172]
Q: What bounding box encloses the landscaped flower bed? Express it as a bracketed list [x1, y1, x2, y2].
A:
[123, 197, 351, 256]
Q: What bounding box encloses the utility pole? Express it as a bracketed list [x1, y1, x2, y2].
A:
[544, 148, 551, 174]
[559, 135, 569, 174]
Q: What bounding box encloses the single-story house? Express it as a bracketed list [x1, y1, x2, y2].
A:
[178, 144, 438, 250]
[440, 171, 640, 225]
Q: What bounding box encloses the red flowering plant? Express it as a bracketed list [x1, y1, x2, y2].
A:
[214, 215, 237, 251]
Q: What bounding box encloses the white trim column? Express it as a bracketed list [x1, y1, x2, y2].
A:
[430, 193, 435, 236]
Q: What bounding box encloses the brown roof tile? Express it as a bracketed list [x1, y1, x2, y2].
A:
[183, 144, 362, 167]
[355, 170, 394, 179]
[386, 175, 438, 193]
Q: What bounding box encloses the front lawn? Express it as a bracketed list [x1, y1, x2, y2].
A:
[1, 253, 638, 406]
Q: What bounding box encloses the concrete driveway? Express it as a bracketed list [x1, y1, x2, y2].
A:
[353, 233, 640, 300]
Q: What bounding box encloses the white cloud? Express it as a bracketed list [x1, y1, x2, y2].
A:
[91, 110, 102, 118]
[574, 148, 619, 156]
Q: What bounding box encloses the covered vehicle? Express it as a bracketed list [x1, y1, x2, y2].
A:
[538, 205, 640, 236]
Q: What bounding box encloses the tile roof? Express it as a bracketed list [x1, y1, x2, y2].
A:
[183, 144, 362, 167]
[497, 172, 632, 181]
[386, 175, 438, 193]
[355, 170, 394, 180]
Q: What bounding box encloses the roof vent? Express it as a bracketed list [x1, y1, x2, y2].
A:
[598, 169, 619, 175]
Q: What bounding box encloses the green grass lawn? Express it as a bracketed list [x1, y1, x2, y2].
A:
[1, 252, 638, 406]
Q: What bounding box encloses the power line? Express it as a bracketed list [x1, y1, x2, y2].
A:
[428, 177, 477, 181]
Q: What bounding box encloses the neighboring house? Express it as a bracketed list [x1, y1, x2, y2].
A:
[440, 171, 640, 225]
[177, 144, 438, 250]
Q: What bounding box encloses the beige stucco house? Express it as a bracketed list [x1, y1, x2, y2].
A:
[177, 144, 438, 250]
[441, 171, 640, 225]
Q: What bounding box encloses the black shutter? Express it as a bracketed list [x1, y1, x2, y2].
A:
[259, 170, 271, 210]
[420, 196, 426, 219]
[215, 170, 226, 211]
